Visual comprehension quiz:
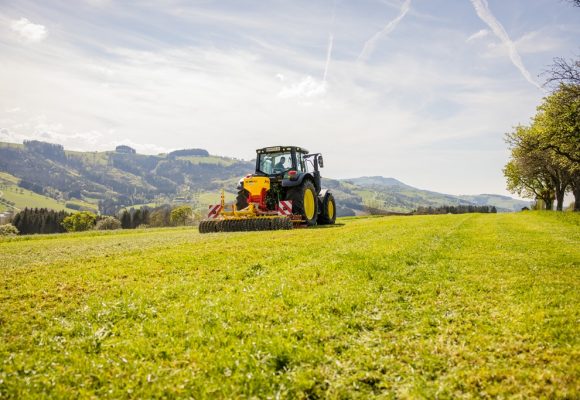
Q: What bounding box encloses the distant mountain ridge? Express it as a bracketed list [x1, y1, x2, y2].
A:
[343, 176, 410, 188]
[0, 141, 529, 216]
[339, 176, 529, 213]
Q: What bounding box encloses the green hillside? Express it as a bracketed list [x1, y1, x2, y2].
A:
[344, 176, 529, 212]
[1, 212, 578, 398]
[0, 172, 95, 213]
[0, 141, 528, 216]
[0, 141, 253, 215]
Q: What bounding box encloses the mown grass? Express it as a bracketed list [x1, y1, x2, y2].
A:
[0, 212, 578, 398]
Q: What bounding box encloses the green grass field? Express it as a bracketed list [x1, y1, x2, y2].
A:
[0, 212, 578, 398]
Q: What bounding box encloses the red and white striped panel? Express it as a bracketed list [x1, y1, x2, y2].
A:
[278, 200, 292, 216]
[207, 204, 223, 219]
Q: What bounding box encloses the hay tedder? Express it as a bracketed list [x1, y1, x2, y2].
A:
[199, 146, 336, 233]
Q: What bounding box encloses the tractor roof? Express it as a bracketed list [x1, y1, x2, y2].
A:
[256, 146, 308, 154]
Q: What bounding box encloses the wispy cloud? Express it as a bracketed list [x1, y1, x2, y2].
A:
[469, 0, 541, 89]
[357, 0, 411, 63]
[466, 28, 489, 42]
[10, 18, 47, 43]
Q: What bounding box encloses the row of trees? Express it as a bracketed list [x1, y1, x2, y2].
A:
[504, 58, 580, 211]
[11, 208, 70, 235]
[6, 204, 197, 235]
[119, 205, 195, 229]
[414, 205, 497, 215]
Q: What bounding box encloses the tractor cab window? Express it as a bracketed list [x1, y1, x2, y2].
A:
[258, 152, 292, 175]
[296, 153, 307, 172]
[303, 155, 315, 173]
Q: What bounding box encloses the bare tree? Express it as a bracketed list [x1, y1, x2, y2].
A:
[543, 57, 580, 90]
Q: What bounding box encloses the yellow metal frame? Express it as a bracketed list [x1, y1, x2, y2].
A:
[216, 189, 282, 220]
[211, 172, 305, 224]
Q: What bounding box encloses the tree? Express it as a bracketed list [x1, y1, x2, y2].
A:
[132, 209, 142, 228]
[120, 210, 131, 229]
[535, 87, 580, 210]
[504, 127, 559, 210]
[61, 211, 97, 232]
[534, 85, 580, 164]
[141, 208, 150, 226]
[0, 223, 19, 236]
[504, 86, 580, 211]
[544, 57, 580, 90]
[149, 205, 172, 227]
[95, 216, 122, 230]
[170, 205, 193, 226]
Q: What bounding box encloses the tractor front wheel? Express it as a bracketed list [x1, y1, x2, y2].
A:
[318, 193, 336, 225]
[287, 180, 318, 226]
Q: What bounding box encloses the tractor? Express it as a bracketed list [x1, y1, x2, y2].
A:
[199, 145, 336, 233]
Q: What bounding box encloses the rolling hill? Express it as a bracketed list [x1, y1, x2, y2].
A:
[0, 141, 529, 216]
[341, 176, 529, 213]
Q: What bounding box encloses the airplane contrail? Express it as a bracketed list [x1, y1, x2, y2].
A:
[323, 33, 334, 82]
[358, 0, 411, 63]
[322, 0, 337, 83]
[470, 0, 541, 89]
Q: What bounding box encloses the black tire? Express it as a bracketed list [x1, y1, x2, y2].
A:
[318, 193, 337, 225]
[286, 180, 318, 226]
[211, 220, 219, 232]
[236, 190, 249, 210]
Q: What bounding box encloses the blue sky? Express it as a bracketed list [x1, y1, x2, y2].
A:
[0, 0, 578, 195]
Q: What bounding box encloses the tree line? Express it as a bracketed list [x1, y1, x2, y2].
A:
[504, 57, 579, 211]
[3, 204, 197, 235]
[11, 208, 70, 235]
[414, 205, 497, 215]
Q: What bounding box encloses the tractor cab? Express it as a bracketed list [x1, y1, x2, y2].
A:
[256, 146, 307, 176]
[255, 146, 324, 191]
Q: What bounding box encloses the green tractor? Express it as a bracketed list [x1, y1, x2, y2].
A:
[199, 146, 336, 233]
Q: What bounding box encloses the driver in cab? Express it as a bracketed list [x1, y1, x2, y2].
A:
[274, 156, 287, 172]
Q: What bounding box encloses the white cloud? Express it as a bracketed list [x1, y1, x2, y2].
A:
[467, 28, 489, 42]
[469, 0, 541, 90]
[10, 18, 47, 43]
[278, 76, 327, 99]
[110, 139, 169, 155]
[358, 0, 411, 62]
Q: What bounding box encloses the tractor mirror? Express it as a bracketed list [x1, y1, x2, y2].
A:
[318, 155, 324, 168]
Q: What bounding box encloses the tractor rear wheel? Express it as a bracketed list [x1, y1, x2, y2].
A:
[318, 193, 336, 225]
[286, 180, 318, 226]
